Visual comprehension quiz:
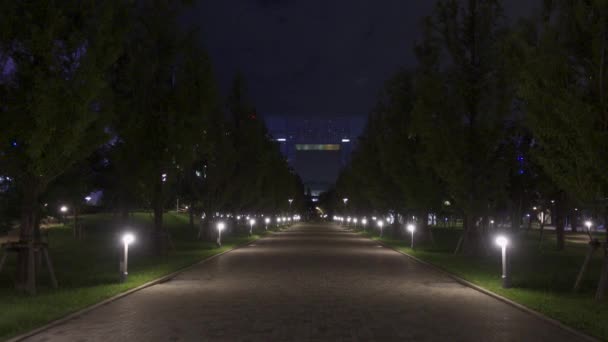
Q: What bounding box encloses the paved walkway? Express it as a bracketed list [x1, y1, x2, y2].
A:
[23, 223, 587, 341]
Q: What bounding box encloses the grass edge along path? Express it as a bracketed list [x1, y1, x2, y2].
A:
[1, 227, 280, 342]
[354, 229, 604, 341]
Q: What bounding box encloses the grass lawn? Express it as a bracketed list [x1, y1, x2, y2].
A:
[359, 226, 608, 340]
[0, 212, 273, 341]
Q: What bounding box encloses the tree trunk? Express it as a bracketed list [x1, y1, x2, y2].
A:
[188, 206, 195, 230]
[570, 209, 578, 233]
[556, 205, 565, 251]
[418, 210, 435, 245]
[538, 212, 546, 248]
[15, 186, 40, 294]
[73, 205, 82, 240]
[460, 212, 482, 255]
[152, 178, 167, 256]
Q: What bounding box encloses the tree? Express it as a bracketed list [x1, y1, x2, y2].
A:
[375, 70, 444, 240]
[518, 0, 608, 248]
[0, 0, 127, 293]
[412, 0, 513, 254]
[109, 1, 218, 255]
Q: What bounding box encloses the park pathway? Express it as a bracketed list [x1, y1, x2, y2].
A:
[22, 223, 588, 341]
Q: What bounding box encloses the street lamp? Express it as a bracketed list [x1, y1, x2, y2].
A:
[378, 220, 384, 237]
[216, 222, 225, 247]
[585, 220, 593, 239]
[353, 218, 358, 228]
[249, 218, 256, 236]
[288, 198, 294, 212]
[265, 217, 270, 230]
[120, 233, 135, 283]
[59, 205, 69, 224]
[495, 235, 511, 288]
[407, 224, 416, 249]
[362, 218, 367, 232]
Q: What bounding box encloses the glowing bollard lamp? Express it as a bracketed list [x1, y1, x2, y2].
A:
[362, 218, 367, 232]
[495, 235, 511, 288]
[249, 218, 256, 236]
[216, 221, 225, 247]
[407, 224, 416, 249]
[378, 220, 384, 238]
[120, 233, 135, 283]
[265, 217, 270, 230]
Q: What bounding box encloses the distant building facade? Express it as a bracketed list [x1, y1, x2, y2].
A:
[264, 115, 365, 196]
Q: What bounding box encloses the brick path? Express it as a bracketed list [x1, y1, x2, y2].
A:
[22, 223, 588, 341]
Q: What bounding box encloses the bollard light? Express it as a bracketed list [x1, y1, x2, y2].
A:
[585, 220, 593, 239]
[265, 217, 270, 230]
[407, 224, 416, 249]
[217, 222, 225, 247]
[362, 218, 368, 231]
[249, 218, 256, 235]
[495, 235, 511, 288]
[378, 220, 384, 237]
[120, 233, 135, 283]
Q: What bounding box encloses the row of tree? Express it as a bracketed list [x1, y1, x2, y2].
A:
[0, 1, 303, 291]
[333, 0, 608, 254]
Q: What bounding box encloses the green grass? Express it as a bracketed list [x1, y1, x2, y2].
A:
[359, 227, 608, 340]
[0, 212, 272, 341]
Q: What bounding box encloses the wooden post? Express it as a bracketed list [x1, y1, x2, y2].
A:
[573, 239, 599, 292]
[26, 241, 36, 295]
[0, 246, 7, 272]
[595, 244, 608, 301]
[42, 246, 58, 289]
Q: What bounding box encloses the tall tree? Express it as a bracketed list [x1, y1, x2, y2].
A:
[518, 0, 608, 248]
[412, 0, 513, 254]
[109, 1, 217, 255]
[0, 0, 126, 292]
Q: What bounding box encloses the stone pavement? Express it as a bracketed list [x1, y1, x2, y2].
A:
[22, 223, 589, 341]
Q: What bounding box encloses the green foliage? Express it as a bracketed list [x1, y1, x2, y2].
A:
[518, 0, 608, 207]
[0, 0, 127, 195]
[412, 0, 513, 217]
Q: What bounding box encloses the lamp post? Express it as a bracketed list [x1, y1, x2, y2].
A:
[288, 198, 294, 212]
[378, 220, 384, 237]
[362, 218, 367, 232]
[353, 218, 358, 228]
[495, 235, 511, 288]
[407, 224, 416, 249]
[249, 218, 256, 236]
[265, 217, 270, 230]
[216, 222, 225, 247]
[120, 233, 135, 283]
[585, 220, 593, 239]
[342, 198, 348, 214]
[60, 205, 68, 224]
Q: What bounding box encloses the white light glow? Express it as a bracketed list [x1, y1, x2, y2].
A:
[217, 222, 226, 231]
[495, 236, 509, 248]
[122, 233, 135, 245]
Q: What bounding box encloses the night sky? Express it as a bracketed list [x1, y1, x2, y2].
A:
[185, 0, 540, 121]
